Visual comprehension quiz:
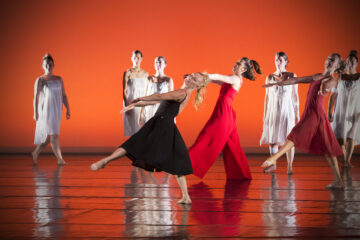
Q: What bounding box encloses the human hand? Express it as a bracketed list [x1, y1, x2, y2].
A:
[120, 104, 135, 114]
[66, 111, 70, 120]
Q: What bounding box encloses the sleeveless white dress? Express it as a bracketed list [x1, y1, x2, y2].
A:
[142, 79, 172, 122]
[123, 77, 148, 136]
[34, 79, 63, 144]
[260, 74, 299, 145]
[331, 77, 360, 145]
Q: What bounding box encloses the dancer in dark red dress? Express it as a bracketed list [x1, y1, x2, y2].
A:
[189, 57, 262, 179]
[261, 53, 345, 189]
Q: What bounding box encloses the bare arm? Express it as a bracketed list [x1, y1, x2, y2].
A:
[33, 78, 42, 120]
[168, 78, 174, 91]
[327, 90, 338, 122]
[121, 100, 160, 114]
[133, 89, 186, 103]
[291, 74, 300, 122]
[207, 73, 239, 85]
[262, 76, 270, 122]
[60, 77, 70, 119]
[123, 70, 130, 106]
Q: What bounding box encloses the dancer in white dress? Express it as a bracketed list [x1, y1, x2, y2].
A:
[32, 53, 70, 165]
[123, 50, 149, 136]
[328, 50, 360, 168]
[139, 56, 174, 126]
[260, 52, 299, 174]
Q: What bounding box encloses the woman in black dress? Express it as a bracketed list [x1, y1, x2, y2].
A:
[90, 75, 207, 204]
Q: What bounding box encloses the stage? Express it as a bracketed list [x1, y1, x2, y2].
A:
[0, 154, 359, 239]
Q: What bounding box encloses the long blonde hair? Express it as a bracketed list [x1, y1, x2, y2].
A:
[194, 73, 208, 110]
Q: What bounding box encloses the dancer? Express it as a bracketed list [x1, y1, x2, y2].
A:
[260, 52, 299, 174]
[123, 50, 149, 136]
[139, 56, 174, 126]
[328, 50, 360, 168]
[90, 75, 207, 204]
[32, 53, 70, 165]
[189, 57, 262, 180]
[261, 53, 345, 189]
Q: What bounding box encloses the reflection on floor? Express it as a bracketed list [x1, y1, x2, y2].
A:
[0, 154, 359, 238]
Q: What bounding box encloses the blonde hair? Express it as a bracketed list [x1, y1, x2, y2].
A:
[194, 73, 209, 110]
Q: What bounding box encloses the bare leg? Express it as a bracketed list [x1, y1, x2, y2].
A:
[345, 138, 355, 168]
[261, 140, 295, 172]
[285, 147, 295, 175]
[49, 135, 66, 165]
[32, 137, 50, 165]
[337, 138, 346, 164]
[325, 156, 344, 189]
[90, 147, 127, 171]
[264, 144, 278, 173]
[175, 175, 192, 204]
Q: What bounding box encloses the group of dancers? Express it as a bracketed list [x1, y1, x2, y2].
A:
[32, 50, 359, 204]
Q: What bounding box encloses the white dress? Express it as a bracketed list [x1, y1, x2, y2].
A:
[142, 79, 173, 122]
[331, 77, 360, 145]
[34, 79, 63, 144]
[123, 77, 148, 136]
[260, 74, 299, 145]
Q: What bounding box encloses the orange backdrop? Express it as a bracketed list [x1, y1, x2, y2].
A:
[0, 0, 359, 149]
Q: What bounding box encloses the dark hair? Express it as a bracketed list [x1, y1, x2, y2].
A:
[156, 56, 167, 64]
[132, 50, 143, 58]
[42, 53, 54, 65]
[238, 57, 262, 81]
[332, 53, 346, 74]
[276, 51, 289, 67]
[348, 50, 358, 62]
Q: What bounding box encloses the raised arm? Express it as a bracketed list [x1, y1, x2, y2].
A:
[207, 73, 239, 85]
[33, 77, 43, 121]
[60, 77, 70, 119]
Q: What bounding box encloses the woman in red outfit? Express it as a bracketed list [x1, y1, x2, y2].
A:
[189, 57, 262, 180]
[261, 53, 345, 189]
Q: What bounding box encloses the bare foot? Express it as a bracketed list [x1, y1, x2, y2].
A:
[57, 160, 67, 166]
[261, 158, 276, 173]
[326, 181, 344, 190]
[287, 167, 294, 175]
[264, 164, 276, 174]
[31, 152, 38, 165]
[177, 197, 192, 205]
[90, 159, 107, 171]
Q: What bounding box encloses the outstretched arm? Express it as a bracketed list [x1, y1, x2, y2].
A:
[132, 89, 186, 103]
[60, 78, 70, 119]
[121, 100, 159, 114]
[207, 73, 239, 85]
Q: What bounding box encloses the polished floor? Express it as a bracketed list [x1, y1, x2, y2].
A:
[0, 154, 359, 239]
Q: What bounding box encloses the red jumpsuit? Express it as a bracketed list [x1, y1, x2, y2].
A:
[189, 83, 252, 179]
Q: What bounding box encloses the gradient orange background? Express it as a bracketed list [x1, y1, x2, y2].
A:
[0, 0, 359, 150]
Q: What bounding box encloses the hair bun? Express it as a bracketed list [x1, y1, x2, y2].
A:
[349, 50, 358, 58]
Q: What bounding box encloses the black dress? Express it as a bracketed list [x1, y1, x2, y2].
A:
[121, 99, 193, 176]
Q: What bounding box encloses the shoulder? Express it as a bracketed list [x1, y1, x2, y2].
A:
[141, 69, 148, 76]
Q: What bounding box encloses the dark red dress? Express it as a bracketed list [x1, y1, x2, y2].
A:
[287, 79, 343, 157]
[189, 83, 252, 179]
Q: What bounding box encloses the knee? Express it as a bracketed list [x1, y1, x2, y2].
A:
[50, 135, 59, 143]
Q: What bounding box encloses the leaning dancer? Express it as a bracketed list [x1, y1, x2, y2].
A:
[189, 57, 262, 180]
[90, 75, 207, 204]
[261, 53, 345, 189]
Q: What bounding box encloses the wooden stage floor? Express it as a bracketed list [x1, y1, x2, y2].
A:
[0, 154, 359, 239]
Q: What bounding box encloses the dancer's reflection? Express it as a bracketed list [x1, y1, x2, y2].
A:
[329, 168, 360, 231]
[123, 169, 189, 238]
[189, 180, 250, 237]
[32, 166, 64, 238]
[262, 174, 298, 237]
